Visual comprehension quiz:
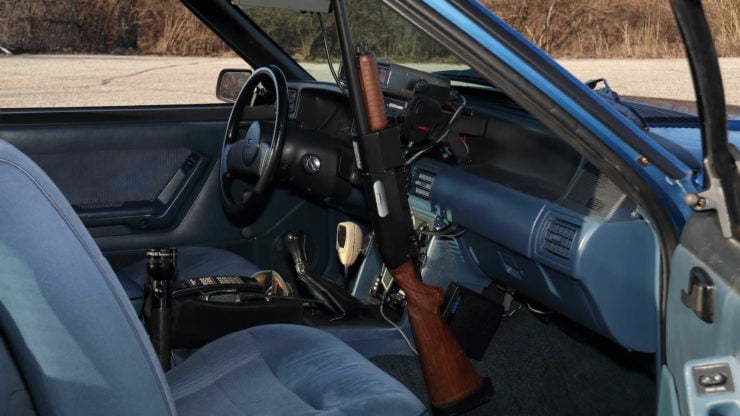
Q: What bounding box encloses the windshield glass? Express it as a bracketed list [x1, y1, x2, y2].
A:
[239, 1, 740, 120]
[483, 0, 740, 119]
[239, 1, 466, 82]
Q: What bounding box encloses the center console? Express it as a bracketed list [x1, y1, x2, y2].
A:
[168, 270, 305, 349]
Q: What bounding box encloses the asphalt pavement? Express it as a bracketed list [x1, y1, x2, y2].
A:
[1, 55, 739, 115]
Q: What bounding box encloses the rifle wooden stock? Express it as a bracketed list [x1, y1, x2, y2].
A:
[390, 261, 485, 408]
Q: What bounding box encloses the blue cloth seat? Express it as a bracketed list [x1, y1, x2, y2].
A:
[0, 138, 426, 416]
[169, 324, 426, 416]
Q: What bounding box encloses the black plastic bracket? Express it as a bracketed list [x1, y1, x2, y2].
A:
[681, 267, 715, 324]
[357, 127, 404, 172]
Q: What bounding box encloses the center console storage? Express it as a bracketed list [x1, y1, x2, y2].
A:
[144, 265, 305, 351]
[171, 293, 304, 349]
[170, 271, 305, 349]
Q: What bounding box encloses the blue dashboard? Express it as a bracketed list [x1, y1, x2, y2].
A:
[410, 157, 659, 352]
[286, 80, 666, 353]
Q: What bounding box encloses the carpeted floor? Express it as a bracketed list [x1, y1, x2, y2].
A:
[371, 307, 656, 416]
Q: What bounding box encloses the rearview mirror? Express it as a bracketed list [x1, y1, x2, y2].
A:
[216, 69, 252, 103]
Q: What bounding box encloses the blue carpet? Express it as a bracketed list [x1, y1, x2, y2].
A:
[371, 307, 655, 415]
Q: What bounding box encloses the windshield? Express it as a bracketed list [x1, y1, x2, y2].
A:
[238, 1, 740, 121]
[239, 1, 467, 82]
[483, 0, 740, 119]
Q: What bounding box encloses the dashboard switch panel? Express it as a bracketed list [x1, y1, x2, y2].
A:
[411, 168, 436, 200]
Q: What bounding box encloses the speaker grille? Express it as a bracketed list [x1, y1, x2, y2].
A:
[565, 165, 625, 218]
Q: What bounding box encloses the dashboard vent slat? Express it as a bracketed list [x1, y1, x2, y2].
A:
[287, 88, 297, 115]
[542, 218, 580, 260]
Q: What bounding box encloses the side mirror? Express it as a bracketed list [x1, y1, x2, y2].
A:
[216, 69, 252, 103]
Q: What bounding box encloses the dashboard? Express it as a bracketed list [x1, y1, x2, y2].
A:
[280, 72, 659, 353]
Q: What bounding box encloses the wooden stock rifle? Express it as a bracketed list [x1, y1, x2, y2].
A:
[331, 1, 493, 414]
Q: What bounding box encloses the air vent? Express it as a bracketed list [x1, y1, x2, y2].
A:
[411, 168, 436, 200]
[542, 219, 580, 260]
[287, 88, 297, 115]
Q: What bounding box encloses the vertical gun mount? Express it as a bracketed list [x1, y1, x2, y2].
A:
[330, 1, 493, 414]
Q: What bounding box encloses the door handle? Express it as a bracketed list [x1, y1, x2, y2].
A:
[681, 267, 714, 324]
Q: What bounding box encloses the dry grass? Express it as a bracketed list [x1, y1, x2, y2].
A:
[0, 0, 738, 58]
[707, 0, 740, 55]
[0, 0, 228, 55]
[133, 0, 230, 56]
[483, 0, 740, 58]
[0, 0, 136, 53]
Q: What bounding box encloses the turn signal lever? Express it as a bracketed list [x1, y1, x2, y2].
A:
[284, 231, 363, 319]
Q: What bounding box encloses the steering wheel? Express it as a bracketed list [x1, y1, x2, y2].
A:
[220, 66, 288, 222]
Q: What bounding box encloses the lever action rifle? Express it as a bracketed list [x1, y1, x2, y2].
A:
[330, 1, 493, 414]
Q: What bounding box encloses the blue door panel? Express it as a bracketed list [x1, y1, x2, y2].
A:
[666, 213, 740, 415]
[0, 107, 333, 274]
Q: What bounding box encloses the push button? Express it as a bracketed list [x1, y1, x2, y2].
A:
[698, 373, 727, 387]
[693, 363, 734, 396]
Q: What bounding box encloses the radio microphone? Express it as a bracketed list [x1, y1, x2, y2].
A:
[336, 221, 363, 285]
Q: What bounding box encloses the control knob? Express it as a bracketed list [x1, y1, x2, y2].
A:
[303, 154, 321, 174]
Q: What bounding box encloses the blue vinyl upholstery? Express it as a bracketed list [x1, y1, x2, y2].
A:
[0, 138, 426, 415]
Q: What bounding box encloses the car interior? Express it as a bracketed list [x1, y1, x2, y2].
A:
[1, 0, 712, 415]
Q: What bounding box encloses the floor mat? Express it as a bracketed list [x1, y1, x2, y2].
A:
[371, 308, 656, 416]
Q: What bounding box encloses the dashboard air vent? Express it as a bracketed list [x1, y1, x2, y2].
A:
[411, 168, 436, 200]
[542, 218, 580, 260]
[287, 88, 297, 115]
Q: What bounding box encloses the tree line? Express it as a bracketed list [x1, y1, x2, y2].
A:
[1, 0, 738, 59]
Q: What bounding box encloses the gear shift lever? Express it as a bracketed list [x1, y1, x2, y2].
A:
[285, 231, 310, 275]
[284, 231, 339, 315]
[283, 231, 365, 319]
